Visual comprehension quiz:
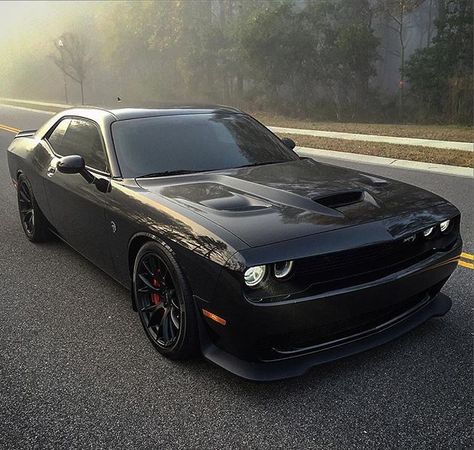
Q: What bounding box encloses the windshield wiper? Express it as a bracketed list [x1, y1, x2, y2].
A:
[234, 160, 288, 169]
[136, 169, 202, 178]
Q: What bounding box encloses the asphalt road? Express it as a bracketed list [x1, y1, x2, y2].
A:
[1, 105, 472, 449]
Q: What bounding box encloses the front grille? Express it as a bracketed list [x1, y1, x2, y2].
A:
[296, 239, 431, 284]
[245, 219, 459, 303]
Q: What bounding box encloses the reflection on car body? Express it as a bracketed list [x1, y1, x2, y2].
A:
[7, 105, 462, 380]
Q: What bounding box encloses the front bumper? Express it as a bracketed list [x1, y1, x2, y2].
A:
[196, 240, 461, 381]
[201, 292, 451, 381]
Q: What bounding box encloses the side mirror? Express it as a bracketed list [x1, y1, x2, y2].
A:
[57, 155, 85, 174]
[281, 137, 296, 150]
[57, 155, 95, 183]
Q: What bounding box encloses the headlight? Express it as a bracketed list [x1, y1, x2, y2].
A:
[423, 226, 435, 238]
[244, 265, 266, 287]
[273, 261, 294, 279]
[440, 219, 451, 233]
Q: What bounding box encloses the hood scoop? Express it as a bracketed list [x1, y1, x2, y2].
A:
[200, 192, 270, 212]
[314, 190, 380, 211]
[314, 190, 364, 209]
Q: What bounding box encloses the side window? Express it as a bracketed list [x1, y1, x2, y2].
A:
[61, 119, 108, 172]
[47, 119, 71, 153]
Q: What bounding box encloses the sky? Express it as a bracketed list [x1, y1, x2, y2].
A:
[0, 1, 103, 46]
[0, 2, 60, 43]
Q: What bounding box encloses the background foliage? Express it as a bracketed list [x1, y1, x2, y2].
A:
[0, 0, 472, 124]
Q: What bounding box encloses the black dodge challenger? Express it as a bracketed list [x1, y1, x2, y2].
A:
[7, 106, 462, 380]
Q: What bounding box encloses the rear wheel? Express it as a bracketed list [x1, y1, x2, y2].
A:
[133, 241, 199, 360]
[17, 174, 51, 242]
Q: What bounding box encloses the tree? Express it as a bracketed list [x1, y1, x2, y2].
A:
[241, 0, 379, 120]
[379, 0, 426, 119]
[52, 33, 91, 105]
[406, 0, 473, 122]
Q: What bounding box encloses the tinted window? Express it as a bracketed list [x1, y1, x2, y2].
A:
[47, 119, 71, 151]
[112, 113, 298, 178]
[49, 118, 108, 172]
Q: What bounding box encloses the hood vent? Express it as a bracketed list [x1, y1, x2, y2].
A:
[314, 190, 364, 209]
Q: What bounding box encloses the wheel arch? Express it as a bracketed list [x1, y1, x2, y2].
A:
[128, 232, 176, 311]
[128, 230, 235, 315]
[128, 232, 171, 277]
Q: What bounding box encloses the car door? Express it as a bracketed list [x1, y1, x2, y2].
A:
[43, 117, 113, 274]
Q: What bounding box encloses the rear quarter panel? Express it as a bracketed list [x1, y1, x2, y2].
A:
[7, 136, 53, 222]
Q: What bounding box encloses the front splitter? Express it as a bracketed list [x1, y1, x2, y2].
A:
[200, 292, 452, 381]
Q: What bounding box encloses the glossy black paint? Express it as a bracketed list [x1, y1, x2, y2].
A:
[280, 137, 296, 150]
[7, 106, 462, 380]
[57, 155, 85, 174]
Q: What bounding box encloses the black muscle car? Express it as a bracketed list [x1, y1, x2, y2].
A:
[7, 106, 462, 380]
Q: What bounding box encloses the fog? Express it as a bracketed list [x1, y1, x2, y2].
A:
[0, 0, 471, 124]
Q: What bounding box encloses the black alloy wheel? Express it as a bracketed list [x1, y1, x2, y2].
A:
[133, 241, 199, 359]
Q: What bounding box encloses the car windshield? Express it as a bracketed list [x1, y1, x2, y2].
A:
[111, 113, 299, 178]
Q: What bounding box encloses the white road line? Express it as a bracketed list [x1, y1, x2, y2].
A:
[0, 103, 54, 115]
[296, 146, 473, 178]
[0, 97, 67, 108]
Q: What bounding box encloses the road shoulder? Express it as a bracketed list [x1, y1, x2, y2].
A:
[296, 146, 473, 178]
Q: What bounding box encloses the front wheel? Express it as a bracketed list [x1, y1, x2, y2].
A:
[133, 241, 199, 360]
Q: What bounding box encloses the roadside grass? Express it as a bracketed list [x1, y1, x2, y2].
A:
[279, 133, 474, 168]
[254, 111, 474, 143]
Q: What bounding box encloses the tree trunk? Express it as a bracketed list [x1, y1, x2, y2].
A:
[63, 76, 69, 104]
[236, 73, 244, 103]
[427, 0, 434, 46]
[398, 4, 405, 121]
[80, 80, 85, 105]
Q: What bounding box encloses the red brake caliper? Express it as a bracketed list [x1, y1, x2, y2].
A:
[151, 271, 161, 305]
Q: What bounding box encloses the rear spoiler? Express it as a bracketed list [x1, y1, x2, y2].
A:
[15, 129, 36, 138]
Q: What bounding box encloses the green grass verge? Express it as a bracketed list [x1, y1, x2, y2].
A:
[280, 133, 473, 168]
[254, 111, 474, 143]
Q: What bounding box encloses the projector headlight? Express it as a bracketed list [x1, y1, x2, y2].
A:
[273, 261, 294, 279]
[423, 226, 435, 238]
[440, 219, 451, 233]
[244, 265, 266, 287]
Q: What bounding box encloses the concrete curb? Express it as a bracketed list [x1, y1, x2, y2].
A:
[271, 126, 473, 152]
[296, 146, 473, 178]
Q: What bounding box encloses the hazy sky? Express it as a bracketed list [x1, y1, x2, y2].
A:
[0, 1, 101, 45]
[0, 2, 58, 42]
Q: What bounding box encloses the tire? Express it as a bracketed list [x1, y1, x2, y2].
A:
[133, 240, 199, 360]
[17, 174, 51, 243]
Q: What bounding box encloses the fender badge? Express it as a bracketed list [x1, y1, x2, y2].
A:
[403, 234, 416, 243]
[111, 221, 117, 233]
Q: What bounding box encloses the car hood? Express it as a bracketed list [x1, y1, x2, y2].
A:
[136, 158, 453, 247]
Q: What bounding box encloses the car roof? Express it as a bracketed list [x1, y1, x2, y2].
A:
[34, 104, 246, 179]
[35, 104, 244, 142]
[109, 105, 242, 120]
[56, 104, 242, 121]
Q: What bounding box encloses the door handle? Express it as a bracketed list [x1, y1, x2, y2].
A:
[47, 167, 56, 177]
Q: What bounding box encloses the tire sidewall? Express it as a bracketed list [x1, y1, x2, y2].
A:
[133, 240, 198, 359]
